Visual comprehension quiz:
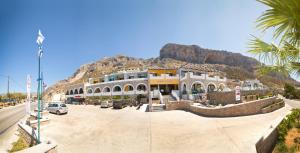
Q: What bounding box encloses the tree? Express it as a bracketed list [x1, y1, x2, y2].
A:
[249, 0, 300, 76]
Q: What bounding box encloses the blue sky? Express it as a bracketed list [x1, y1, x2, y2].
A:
[0, 0, 294, 94]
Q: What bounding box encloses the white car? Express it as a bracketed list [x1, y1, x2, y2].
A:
[47, 102, 68, 115]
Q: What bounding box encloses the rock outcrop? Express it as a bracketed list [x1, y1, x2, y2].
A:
[160, 43, 258, 71]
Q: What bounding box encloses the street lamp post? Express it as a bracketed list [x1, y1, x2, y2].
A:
[36, 30, 45, 143]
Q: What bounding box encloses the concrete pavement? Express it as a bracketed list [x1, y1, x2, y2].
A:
[42, 104, 291, 153]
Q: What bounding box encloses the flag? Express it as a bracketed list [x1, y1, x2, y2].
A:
[36, 30, 45, 45]
[37, 30, 45, 57]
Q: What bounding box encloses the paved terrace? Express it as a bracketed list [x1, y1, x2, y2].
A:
[41, 104, 291, 153]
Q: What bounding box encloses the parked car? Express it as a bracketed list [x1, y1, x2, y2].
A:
[47, 102, 68, 115]
[66, 97, 84, 105]
[113, 100, 127, 109]
[101, 101, 113, 108]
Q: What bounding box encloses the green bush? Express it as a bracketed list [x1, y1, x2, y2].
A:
[284, 83, 300, 99]
[277, 109, 300, 142]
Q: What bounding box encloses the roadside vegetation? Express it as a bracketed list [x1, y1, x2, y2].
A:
[274, 109, 300, 153]
[284, 83, 300, 99]
[0, 93, 26, 108]
[8, 136, 28, 153]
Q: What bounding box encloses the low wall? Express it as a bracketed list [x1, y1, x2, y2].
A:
[207, 91, 239, 105]
[261, 101, 285, 114]
[190, 97, 277, 117]
[18, 122, 38, 146]
[167, 97, 279, 117]
[165, 101, 193, 111]
[255, 111, 290, 153]
[207, 90, 270, 105]
[17, 123, 57, 153]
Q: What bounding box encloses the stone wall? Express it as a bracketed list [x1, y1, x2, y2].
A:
[167, 97, 280, 117]
[165, 101, 193, 111]
[18, 122, 38, 146]
[207, 91, 239, 105]
[207, 89, 270, 105]
[190, 97, 277, 117]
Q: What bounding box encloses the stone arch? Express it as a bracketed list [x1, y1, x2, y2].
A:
[79, 88, 84, 94]
[70, 90, 73, 95]
[124, 84, 134, 92]
[87, 88, 93, 94]
[191, 81, 205, 94]
[94, 88, 101, 93]
[74, 89, 78, 94]
[113, 85, 122, 92]
[136, 83, 147, 91]
[207, 83, 217, 92]
[103, 86, 111, 93]
[66, 90, 69, 95]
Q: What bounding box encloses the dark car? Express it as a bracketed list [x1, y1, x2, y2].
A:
[66, 97, 85, 105]
[113, 100, 127, 109]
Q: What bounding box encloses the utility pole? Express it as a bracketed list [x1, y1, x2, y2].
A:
[7, 76, 10, 99]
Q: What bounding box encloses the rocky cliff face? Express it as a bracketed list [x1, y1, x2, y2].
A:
[160, 43, 258, 71]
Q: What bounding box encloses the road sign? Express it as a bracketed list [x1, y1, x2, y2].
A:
[235, 86, 241, 101]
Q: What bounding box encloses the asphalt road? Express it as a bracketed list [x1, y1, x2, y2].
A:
[284, 98, 300, 108]
[0, 103, 35, 135]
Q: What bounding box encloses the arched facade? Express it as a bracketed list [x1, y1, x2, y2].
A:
[181, 83, 187, 94]
[70, 90, 73, 95]
[79, 88, 84, 94]
[136, 83, 147, 91]
[94, 88, 101, 93]
[87, 88, 93, 94]
[218, 83, 226, 91]
[207, 83, 217, 92]
[103, 86, 111, 93]
[74, 89, 78, 94]
[113, 85, 122, 92]
[124, 84, 134, 92]
[191, 81, 205, 94]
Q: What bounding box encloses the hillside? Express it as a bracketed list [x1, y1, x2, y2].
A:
[44, 43, 298, 100]
[160, 43, 258, 72]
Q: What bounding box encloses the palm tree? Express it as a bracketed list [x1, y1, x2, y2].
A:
[249, 0, 300, 76]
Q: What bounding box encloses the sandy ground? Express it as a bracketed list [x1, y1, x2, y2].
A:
[41, 104, 291, 153]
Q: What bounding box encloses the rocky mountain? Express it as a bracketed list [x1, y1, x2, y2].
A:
[44, 43, 298, 100]
[160, 43, 258, 72]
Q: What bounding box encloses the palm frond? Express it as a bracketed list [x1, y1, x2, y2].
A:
[291, 62, 300, 76]
[256, 0, 300, 47]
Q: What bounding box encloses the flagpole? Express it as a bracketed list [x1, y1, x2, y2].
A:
[37, 45, 41, 143]
[36, 30, 44, 144]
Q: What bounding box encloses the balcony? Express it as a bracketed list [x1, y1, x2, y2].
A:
[149, 74, 179, 79]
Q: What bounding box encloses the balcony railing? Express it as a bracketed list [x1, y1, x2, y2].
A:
[149, 74, 179, 79]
